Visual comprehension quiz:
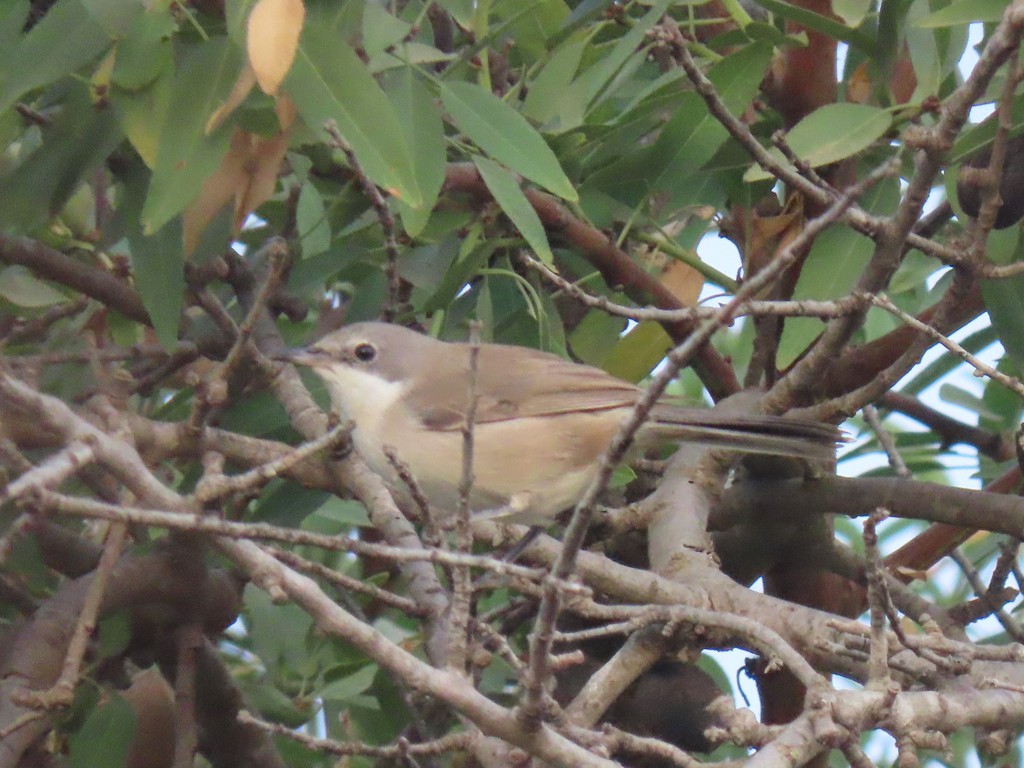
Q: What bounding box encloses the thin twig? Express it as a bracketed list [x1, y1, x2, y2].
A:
[172, 624, 203, 768]
[864, 508, 892, 688]
[382, 445, 440, 541]
[191, 421, 352, 505]
[186, 244, 289, 431]
[324, 121, 402, 322]
[951, 549, 1024, 642]
[869, 293, 1024, 400]
[268, 546, 425, 616]
[2, 440, 97, 503]
[863, 404, 911, 478]
[518, 251, 868, 322]
[450, 322, 482, 674]
[238, 711, 475, 758]
[15, 522, 128, 710]
[27, 488, 594, 588]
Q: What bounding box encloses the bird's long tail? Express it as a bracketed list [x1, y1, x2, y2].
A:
[649, 406, 844, 460]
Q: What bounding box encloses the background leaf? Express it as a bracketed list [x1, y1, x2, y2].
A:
[441, 80, 577, 201]
[287, 25, 421, 206]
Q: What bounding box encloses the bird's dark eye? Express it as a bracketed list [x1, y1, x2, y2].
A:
[353, 343, 377, 362]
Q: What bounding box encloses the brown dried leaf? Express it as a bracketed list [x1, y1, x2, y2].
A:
[233, 128, 291, 231]
[183, 130, 249, 256]
[659, 260, 704, 306]
[205, 63, 257, 135]
[744, 194, 803, 279]
[846, 61, 872, 105]
[183, 122, 293, 256]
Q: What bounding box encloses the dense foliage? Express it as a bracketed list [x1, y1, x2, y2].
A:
[2, 1, 1024, 766]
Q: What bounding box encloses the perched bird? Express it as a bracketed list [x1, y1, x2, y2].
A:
[284, 322, 841, 522]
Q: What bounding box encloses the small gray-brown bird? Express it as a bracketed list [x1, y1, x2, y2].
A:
[285, 322, 841, 522]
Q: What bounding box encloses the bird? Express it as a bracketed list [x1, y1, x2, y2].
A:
[283, 322, 841, 523]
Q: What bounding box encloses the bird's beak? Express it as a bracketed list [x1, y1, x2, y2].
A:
[274, 347, 328, 368]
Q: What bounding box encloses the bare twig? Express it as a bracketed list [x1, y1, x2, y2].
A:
[951, 549, 1024, 642]
[863, 405, 911, 479]
[864, 509, 892, 689]
[324, 122, 402, 322]
[172, 624, 203, 768]
[238, 712, 475, 759]
[518, 251, 868, 323]
[15, 522, 127, 710]
[869, 293, 1024, 400]
[269, 546, 425, 616]
[450, 322, 482, 674]
[191, 421, 352, 505]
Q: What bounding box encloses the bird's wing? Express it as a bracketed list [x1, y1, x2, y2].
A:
[404, 342, 641, 430]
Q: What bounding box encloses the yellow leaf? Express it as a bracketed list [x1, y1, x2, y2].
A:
[205, 63, 257, 135]
[118, 76, 171, 168]
[247, 0, 305, 96]
[91, 48, 117, 105]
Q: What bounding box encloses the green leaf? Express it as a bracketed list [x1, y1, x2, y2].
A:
[425, 233, 497, 313]
[111, 5, 177, 91]
[916, 0, 1006, 27]
[903, 2, 941, 104]
[950, 103, 1024, 165]
[0, 0, 114, 114]
[440, 80, 577, 201]
[0, 2, 29, 54]
[242, 679, 314, 728]
[320, 664, 378, 703]
[434, 0, 474, 27]
[309, 497, 372, 528]
[110, 59, 173, 169]
[80, 0, 145, 36]
[68, 694, 135, 768]
[0, 83, 123, 232]
[129, 217, 184, 350]
[287, 25, 422, 206]
[980, 357, 1024, 433]
[0, 266, 67, 307]
[296, 182, 331, 258]
[939, 383, 1000, 420]
[753, 0, 877, 52]
[602, 321, 673, 383]
[370, 41, 454, 73]
[571, 0, 671, 108]
[832, 0, 873, 26]
[245, 584, 315, 671]
[522, 38, 587, 128]
[569, 310, 628, 367]
[980, 228, 1024, 368]
[387, 67, 446, 237]
[142, 40, 239, 233]
[474, 156, 554, 264]
[776, 226, 873, 367]
[745, 103, 892, 182]
[224, 0, 258, 43]
[97, 611, 132, 658]
[362, 2, 411, 58]
[494, 0, 570, 61]
[585, 43, 771, 208]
